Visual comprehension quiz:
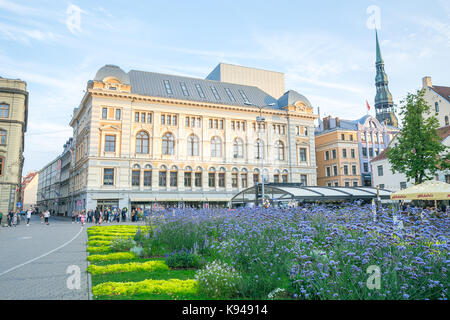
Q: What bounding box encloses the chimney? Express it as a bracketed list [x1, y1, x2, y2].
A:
[422, 76, 432, 89]
[323, 116, 330, 130]
[335, 117, 340, 127]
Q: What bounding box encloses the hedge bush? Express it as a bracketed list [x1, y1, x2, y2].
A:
[87, 252, 135, 262]
[87, 246, 111, 253]
[92, 279, 198, 296]
[87, 240, 112, 246]
[87, 260, 169, 275]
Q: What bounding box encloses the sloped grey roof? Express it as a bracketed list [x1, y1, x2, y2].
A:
[128, 70, 279, 109]
[95, 65, 130, 85]
[278, 90, 312, 108]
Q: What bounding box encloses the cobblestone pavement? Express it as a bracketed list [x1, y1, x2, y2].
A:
[0, 215, 89, 300]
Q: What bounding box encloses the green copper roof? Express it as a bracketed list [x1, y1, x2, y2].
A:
[375, 30, 383, 65]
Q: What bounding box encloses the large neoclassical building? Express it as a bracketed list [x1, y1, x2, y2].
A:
[69, 63, 318, 211]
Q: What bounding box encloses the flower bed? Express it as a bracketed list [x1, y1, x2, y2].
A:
[88, 260, 169, 275]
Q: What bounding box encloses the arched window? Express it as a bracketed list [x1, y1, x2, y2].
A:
[275, 141, 284, 160]
[136, 131, 149, 154]
[255, 139, 264, 159]
[187, 134, 199, 156]
[0, 103, 9, 118]
[132, 164, 140, 187]
[162, 132, 175, 155]
[445, 116, 449, 126]
[233, 138, 243, 158]
[211, 136, 222, 157]
[0, 156, 4, 176]
[435, 102, 439, 113]
[0, 129, 6, 145]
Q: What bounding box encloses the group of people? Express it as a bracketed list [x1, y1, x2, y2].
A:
[0, 207, 50, 227]
[71, 207, 130, 226]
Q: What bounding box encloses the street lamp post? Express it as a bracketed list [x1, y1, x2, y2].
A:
[244, 102, 275, 206]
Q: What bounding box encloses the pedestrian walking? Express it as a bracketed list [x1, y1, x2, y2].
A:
[44, 210, 50, 225]
[94, 208, 100, 224]
[12, 212, 18, 227]
[26, 208, 32, 226]
[40, 211, 44, 224]
[71, 210, 76, 223]
[81, 210, 86, 226]
[121, 208, 127, 222]
[0, 211, 2, 226]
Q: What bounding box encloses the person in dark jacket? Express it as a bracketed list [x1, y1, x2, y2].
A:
[94, 208, 100, 225]
[121, 208, 127, 222]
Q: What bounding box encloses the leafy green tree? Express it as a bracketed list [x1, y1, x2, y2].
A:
[387, 89, 449, 184]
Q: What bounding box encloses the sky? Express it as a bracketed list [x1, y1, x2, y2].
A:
[0, 0, 449, 175]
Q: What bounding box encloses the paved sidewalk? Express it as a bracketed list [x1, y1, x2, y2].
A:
[0, 215, 89, 300]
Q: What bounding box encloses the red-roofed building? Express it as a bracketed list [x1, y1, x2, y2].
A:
[371, 126, 450, 191]
[422, 76, 450, 127]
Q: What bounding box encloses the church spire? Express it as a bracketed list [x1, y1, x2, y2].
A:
[374, 30, 398, 127]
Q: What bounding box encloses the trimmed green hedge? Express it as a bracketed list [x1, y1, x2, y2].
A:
[87, 260, 169, 275]
[88, 252, 136, 262]
[92, 279, 198, 296]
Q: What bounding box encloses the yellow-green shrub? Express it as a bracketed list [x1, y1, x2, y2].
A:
[87, 240, 112, 246]
[87, 260, 169, 275]
[87, 252, 135, 262]
[92, 279, 198, 296]
[87, 246, 111, 253]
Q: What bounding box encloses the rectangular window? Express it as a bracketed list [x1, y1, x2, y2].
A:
[159, 171, 167, 187]
[377, 165, 384, 176]
[344, 165, 348, 175]
[225, 88, 236, 102]
[253, 173, 259, 184]
[104, 135, 116, 152]
[170, 171, 177, 187]
[218, 173, 225, 187]
[195, 84, 205, 98]
[208, 173, 215, 187]
[135, 112, 139, 122]
[353, 181, 358, 187]
[102, 108, 108, 119]
[219, 120, 223, 130]
[0, 104, 9, 118]
[143, 170, 152, 187]
[191, 117, 195, 127]
[238, 90, 250, 104]
[343, 149, 347, 158]
[195, 172, 202, 187]
[345, 181, 350, 187]
[369, 147, 374, 157]
[161, 114, 165, 125]
[351, 149, 355, 158]
[209, 119, 213, 128]
[335, 182, 339, 187]
[325, 151, 330, 160]
[362, 148, 367, 157]
[141, 113, 146, 123]
[115, 109, 121, 120]
[241, 174, 247, 188]
[184, 172, 192, 187]
[379, 184, 385, 189]
[132, 170, 140, 186]
[167, 115, 171, 125]
[231, 121, 235, 130]
[211, 86, 221, 100]
[333, 165, 338, 176]
[274, 174, 279, 183]
[363, 162, 369, 173]
[173, 115, 177, 125]
[326, 167, 331, 177]
[400, 182, 407, 189]
[299, 148, 307, 162]
[163, 80, 173, 94]
[282, 174, 288, 183]
[180, 82, 189, 96]
[332, 149, 337, 159]
[196, 118, 201, 128]
[214, 119, 218, 129]
[147, 113, 152, 123]
[300, 174, 307, 186]
[186, 117, 190, 127]
[341, 134, 345, 140]
[232, 173, 238, 188]
[352, 165, 357, 175]
[103, 168, 114, 186]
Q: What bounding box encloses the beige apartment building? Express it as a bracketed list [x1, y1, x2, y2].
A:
[69, 64, 318, 212]
[21, 171, 38, 210]
[315, 117, 361, 187]
[0, 77, 28, 221]
[422, 76, 450, 127]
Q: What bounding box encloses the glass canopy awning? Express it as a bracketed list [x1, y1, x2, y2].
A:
[231, 183, 392, 206]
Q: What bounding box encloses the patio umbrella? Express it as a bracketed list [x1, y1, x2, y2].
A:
[390, 180, 450, 201]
